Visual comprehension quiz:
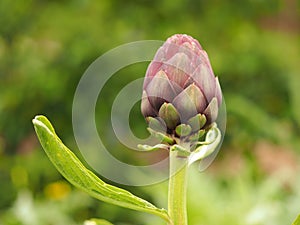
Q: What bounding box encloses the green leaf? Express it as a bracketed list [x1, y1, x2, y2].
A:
[292, 214, 300, 225]
[32, 115, 171, 223]
[84, 218, 114, 225]
[188, 123, 221, 165]
[137, 143, 169, 151]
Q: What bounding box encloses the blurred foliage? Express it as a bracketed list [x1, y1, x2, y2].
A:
[0, 0, 300, 224]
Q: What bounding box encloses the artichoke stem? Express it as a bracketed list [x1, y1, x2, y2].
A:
[168, 146, 189, 225]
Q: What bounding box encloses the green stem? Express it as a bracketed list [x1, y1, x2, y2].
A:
[168, 150, 189, 225]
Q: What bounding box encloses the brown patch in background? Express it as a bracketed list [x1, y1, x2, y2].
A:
[260, 0, 300, 34]
[253, 140, 299, 175]
[16, 133, 39, 154]
[208, 148, 246, 177]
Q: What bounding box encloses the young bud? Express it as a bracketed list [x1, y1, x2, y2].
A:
[141, 34, 223, 139]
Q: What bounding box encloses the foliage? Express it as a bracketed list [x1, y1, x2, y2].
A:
[293, 215, 300, 225]
[32, 115, 170, 223]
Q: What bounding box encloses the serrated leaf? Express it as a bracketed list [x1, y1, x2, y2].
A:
[84, 218, 114, 225]
[32, 115, 170, 223]
[292, 214, 300, 225]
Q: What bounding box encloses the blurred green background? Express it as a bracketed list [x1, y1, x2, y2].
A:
[0, 0, 300, 224]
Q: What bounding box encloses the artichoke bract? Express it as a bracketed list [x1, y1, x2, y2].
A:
[141, 34, 222, 141]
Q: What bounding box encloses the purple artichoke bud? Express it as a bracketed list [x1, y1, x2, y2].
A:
[142, 34, 222, 135]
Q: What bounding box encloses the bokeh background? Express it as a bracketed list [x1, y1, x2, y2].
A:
[0, 0, 300, 224]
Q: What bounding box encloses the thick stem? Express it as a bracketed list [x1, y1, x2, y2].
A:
[168, 150, 188, 225]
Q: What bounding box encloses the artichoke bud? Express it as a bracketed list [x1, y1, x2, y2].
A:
[141, 34, 223, 147]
